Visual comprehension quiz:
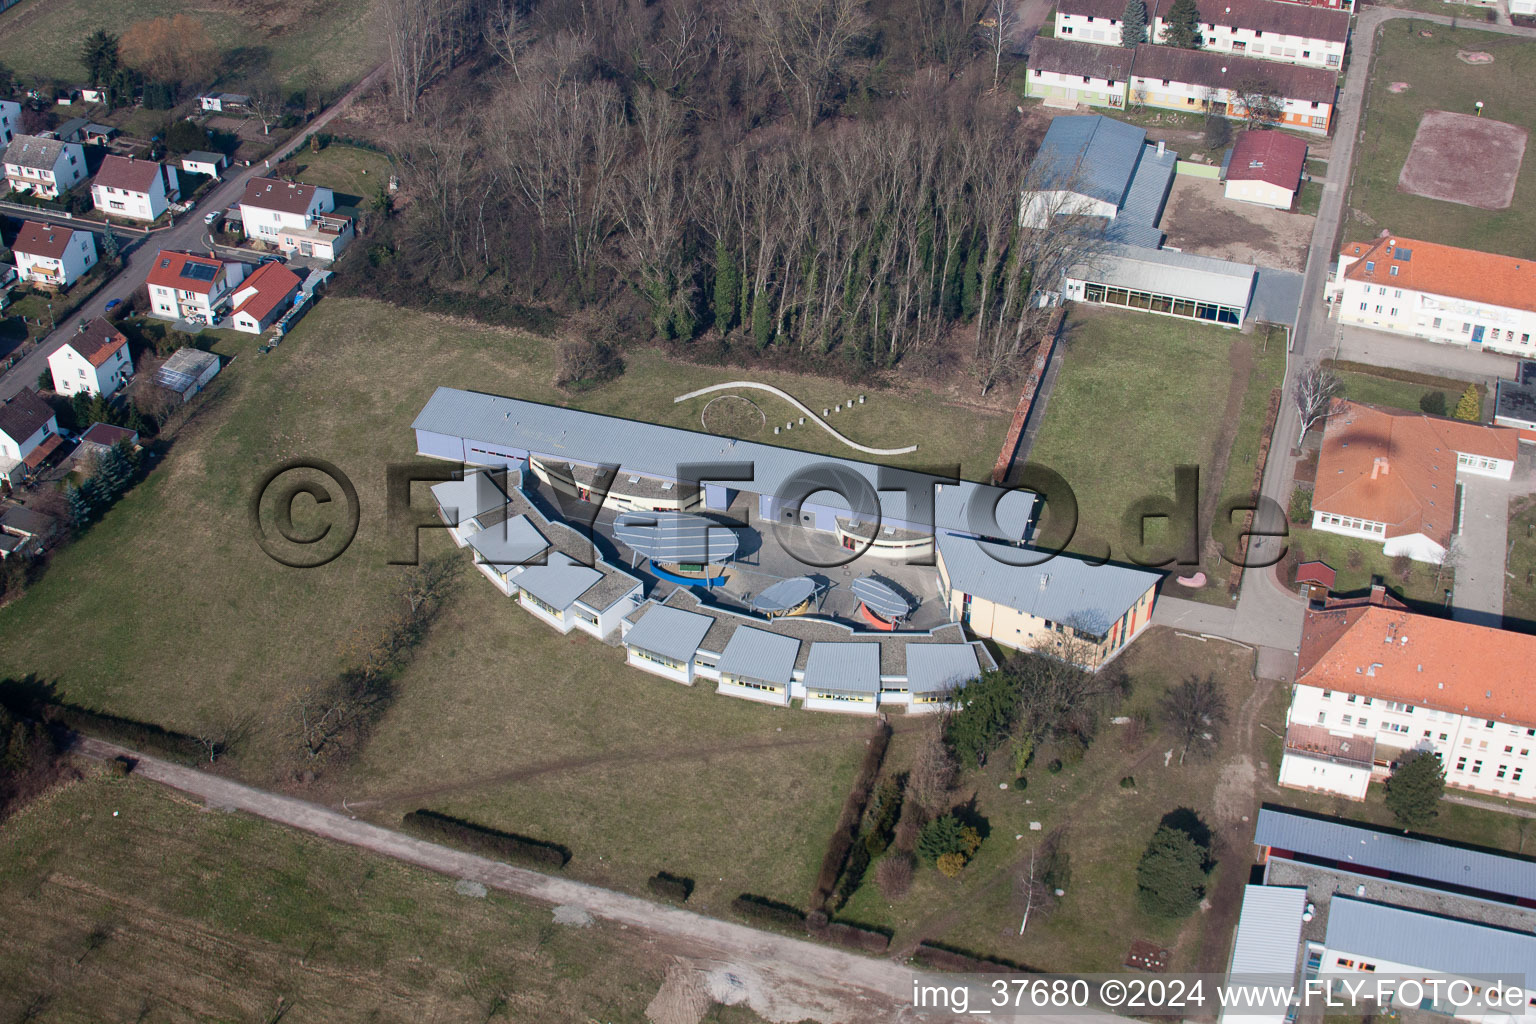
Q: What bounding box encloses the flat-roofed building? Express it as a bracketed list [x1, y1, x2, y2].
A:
[622, 602, 715, 684]
[1494, 362, 1536, 444]
[1061, 242, 1257, 326]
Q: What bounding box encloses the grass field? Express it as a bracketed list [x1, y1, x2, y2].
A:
[1506, 495, 1536, 633]
[0, 0, 378, 95]
[295, 143, 394, 207]
[1345, 23, 1536, 256]
[0, 296, 1006, 913]
[1027, 308, 1286, 599]
[1285, 517, 1454, 607]
[0, 770, 777, 1023]
[1331, 367, 1478, 419]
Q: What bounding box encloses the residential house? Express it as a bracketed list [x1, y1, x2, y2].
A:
[1224, 129, 1308, 209]
[1060, 242, 1257, 326]
[227, 261, 302, 334]
[0, 388, 62, 484]
[2, 134, 87, 197]
[198, 93, 249, 112]
[145, 250, 249, 324]
[935, 532, 1160, 667]
[90, 154, 179, 222]
[1309, 400, 1516, 564]
[0, 505, 59, 559]
[1023, 36, 1134, 109]
[11, 220, 98, 288]
[1151, 0, 1349, 68]
[239, 177, 353, 261]
[1330, 236, 1536, 355]
[1280, 587, 1536, 802]
[180, 150, 228, 178]
[74, 422, 140, 463]
[1493, 361, 1536, 443]
[1021, 114, 1177, 248]
[47, 317, 134, 397]
[1129, 44, 1337, 134]
[153, 347, 221, 402]
[0, 99, 20, 146]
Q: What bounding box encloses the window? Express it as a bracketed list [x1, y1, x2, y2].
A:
[1357, 718, 1368, 729]
[1083, 75, 1091, 83]
[1375, 305, 1382, 314]
[1473, 760, 1484, 774]
[1498, 766, 1508, 779]
[1464, 322, 1471, 333]
[1342, 714, 1353, 725]
[1337, 959, 1355, 969]
[1505, 746, 1513, 754]
[1161, 78, 1170, 86]
[1365, 261, 1374, 273]
[1433, 317, 1442, 329]
[1440, 733, 1448, 741]
[1516, 768, 1525, 782]
[1488, 720, 1496, 729]
[1322, 690, 1332, 699]
[1423, 730, 1432, 738]
[1034, 68, 1043, 76]
[1347, 695, 1357, 703]
[1524, 334, 1531, 344]
[1390, 308, 1398, 317]
[1317, 711, 1327, 724]
[1457, 757, 1467, 772]
[1359, 302, 1368, 311]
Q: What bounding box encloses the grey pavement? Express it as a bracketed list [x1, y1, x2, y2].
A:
[1332, 323, 1521, 385]
[0, 64, 384, 402]
[1451, 473, 1512, 628]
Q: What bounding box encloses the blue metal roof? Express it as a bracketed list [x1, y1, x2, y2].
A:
[624, 602, 713, 663]
[903, 643, 981, 694]
[1326, 897, 1536, 978]
[717, 626, 801, 686]
[1255, 808, 1536, 903]
[1229, 885, 1307, 977]
[936, 533, 1160, 638]
[515, 552, 603, 610]
[803, 642, 881, 694]
[467, 514, 549, 566]
[613, 510, 740, 563]
[1033, 115, 1149, 208]
[1112, 143, 1178, 246]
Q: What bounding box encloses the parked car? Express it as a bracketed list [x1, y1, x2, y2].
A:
[257, 255, 285, 265]
[204, 211, 220, 226]
[104, 298, 122, 314]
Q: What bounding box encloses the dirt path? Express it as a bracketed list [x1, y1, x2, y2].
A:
[77, 737, 1135, 1024]
[1197, 339, 1258, 577]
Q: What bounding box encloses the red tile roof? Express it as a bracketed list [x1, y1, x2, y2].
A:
[230, 261, 302, 322]
[79, 422, 138, 449]
[91, 154, 162, 194]
[67, 317, 128, 367]
[1298, 590, 1536, 726]
[241, 176, 323, 216]
[1339, 236, 1536, 316]
[145, 250, 225, 295]
[1227, 130, 1308, 189]
[12, 220, 83, 259]
[1295, 560, 1336, 588]
[1312, 400, 1518, 548]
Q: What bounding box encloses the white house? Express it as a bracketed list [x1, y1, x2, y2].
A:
[145, 250, 249, 324]
[11, 220, 98, 288]
[227, 261, 302, 334]
[1330, 236, 1536, 355]
[1311, 400, 1518, 564]
[180, 150, 228, 178]
[1024, 36, 1133, 109]
[0, 99, 19, 147]
[90, 155, 178, 222]
[47, 318, 133, 397]
[2, 134, 87, 197]
[0, 388, 62, 484]
[1223, 129, 1307, 210]
[239, 177, 353, 261]
[1280, 587, 1536, 802]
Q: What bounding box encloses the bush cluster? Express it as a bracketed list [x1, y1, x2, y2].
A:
[731, 894, 806, 930]
[646, 872, 694, 903]
[401, 810, 569, 869]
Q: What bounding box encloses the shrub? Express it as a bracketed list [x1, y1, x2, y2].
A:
[401, 810, 569, 868]
[812, 919, 891, 953]
[1391, 554, 1413, 583]
[1419, 391, 1446, 416]
[731, 894, 806, 930]
[35, 370, 51, 392]
[1120, 776, 1136, 789]
[936, 851, 966, 877]
[1047, 758, 1064, 774]
[1135, 825, 1208, 918]
[875, 853, 914, 899]
[1454, 384, 1480, 422]
[647, 872, 693, 902]
[916, 814, 967, 864]
[813, 723, 891, 910]
[109, 756, 134, 777]
[555, 337, 625, 392]
[1288, 488, 1312, 525]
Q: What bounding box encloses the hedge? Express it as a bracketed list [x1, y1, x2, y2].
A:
[50, 704, 207, 764]
[647, 871, 694, 903]
[807, 917, 892, 954]
[913, 942, 1027, 974]
[401, 810, 570, 869]
[731, 894, 807, 930]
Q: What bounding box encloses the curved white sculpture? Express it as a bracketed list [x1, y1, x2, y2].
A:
[674, 382, 918, 456]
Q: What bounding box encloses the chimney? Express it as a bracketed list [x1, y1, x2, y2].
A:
[1371, 457, 1389, 480]
[1157, 140, 1166, 156]
[1369, 581, 1387, 605]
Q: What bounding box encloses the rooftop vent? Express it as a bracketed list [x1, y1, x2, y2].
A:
[1038, 574, 1051, 591]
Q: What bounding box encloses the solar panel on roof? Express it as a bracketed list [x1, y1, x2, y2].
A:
[1395, 248, 1412, 261]
[612, 510, 740, 563]
[179, 262, 218, 282]
[751, 576, 817, 614]
[851, 575, 910, 620]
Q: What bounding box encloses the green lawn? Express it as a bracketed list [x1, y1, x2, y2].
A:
[0, 0, 378, 95]
[1345, 23, 1536, 255]
[1330, 366, 1479, 419]
[1285, 515, 1455, 608]
[1296, 180, 1322, 217]
[1028, 308, 1286, 599]
[0, 770, 776, 1023]
[1506, 495, 1536, 633]
[295, 143, 394, 207]
[0, 296, 1004, 913]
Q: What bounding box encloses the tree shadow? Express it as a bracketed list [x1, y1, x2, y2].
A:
[1159, 806, 1215, 868]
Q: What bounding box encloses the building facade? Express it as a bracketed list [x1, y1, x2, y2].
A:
[11, 220, 97, 287]
[1331, 236, 1536, 356]
[1054, 0, 1348, 68]
[1061, 243, 1257, 326]
[2, 135, 86, 197]
[1129, 44, 1336, 133]
[47, 318, 133, 397]
[0, 99, 18, 146]
[90, 155, 178, 222]
[145, 250, 249, 323]
[0, 388, 61, 484]
[1023, 36, 1133, 108]
[239, 177, 351, 261]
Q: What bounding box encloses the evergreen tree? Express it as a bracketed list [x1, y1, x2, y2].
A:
[751, 291, 772, 350]
[960, 236, 982, 318]
[1161, 0, 1204, 49]
[1120, 0, 1148, 46]
[79, 30, 120, 88]
[1453, 384, 1480, 421]
[1135, 825, 1207, 917]
[916, 814, 968, 863]
[712, 243, 740, 333]
[1385, 750, 1445, 829]
[97, 442, 134, 499]
[67, 482, 97, 529]
[100, 226, 119, 263]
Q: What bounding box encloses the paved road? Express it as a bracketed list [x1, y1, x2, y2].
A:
[75, 736, 1122, 1024]
[1227, 8, 1536, 655]
[0, 64, 384, 403]
[1452, 472, 1512, 628]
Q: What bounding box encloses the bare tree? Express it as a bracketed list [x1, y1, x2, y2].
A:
[1016, 632, 1130, 742]
[741, 0, 868, 130]
[976, 0, 1020, 91]
[244, 75, 284, 136]
[908, 714, 957, 817]
[1292, 363, 1341, 446]
[485, 0, 532, 79]
[1160, 674, 1229, 763]
[1434, 537, 1463, 592]
[1234, 77, 1285, 127]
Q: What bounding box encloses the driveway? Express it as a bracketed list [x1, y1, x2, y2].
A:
[1331, 323, 1521, 384]
[0, 64, 384, 403]
[1452, 454, 1536, 628]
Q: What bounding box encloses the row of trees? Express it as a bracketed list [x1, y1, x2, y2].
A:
[371, 0, 1108, 389]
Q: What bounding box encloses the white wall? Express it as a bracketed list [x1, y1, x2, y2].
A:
[1151, 17, 1345, 68]
[14, 229, 96, 286]
[1335, 276, 1536, 356]
[48, 341, 132, 397]
[1382, 532, 1447, 565]
[1224, 177, 1295, 209]
[1277, 752, 1371, 798]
